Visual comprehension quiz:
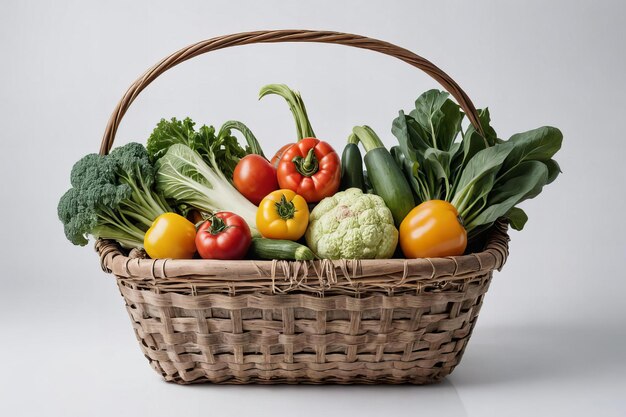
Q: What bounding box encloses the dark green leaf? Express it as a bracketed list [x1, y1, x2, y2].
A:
[503, 126, 563, 172]
[545, 159, 562, 184]
[423, 148, 454, 200]
[392, 111, 418, 162]
[409, 89, 463, 151]
[467, 161, 548, 229]
[505, 207, 528, 231]
[465, 108, 498, 146]
[391, 145, 422, 202]
[451, 142, 515, 215]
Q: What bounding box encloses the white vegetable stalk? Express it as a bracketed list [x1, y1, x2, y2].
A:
[155, 144, 260, 236]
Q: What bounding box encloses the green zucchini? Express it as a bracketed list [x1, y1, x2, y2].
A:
[249, 238, 314, 261]
[353, 126, 415, 226]
[340, 136, 365, 191]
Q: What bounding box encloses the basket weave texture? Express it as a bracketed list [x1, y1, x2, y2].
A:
[97, 30, 510, 384]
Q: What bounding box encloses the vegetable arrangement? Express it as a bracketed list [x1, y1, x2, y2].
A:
[59, 85, 562, 261]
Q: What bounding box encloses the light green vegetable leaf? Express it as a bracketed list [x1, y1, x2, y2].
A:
[155, 143, 259, 236]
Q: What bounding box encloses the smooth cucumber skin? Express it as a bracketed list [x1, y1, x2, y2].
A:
[340, 143, 365, 191]
[364, 148, 415, 226]
[249, 238, 314, 260]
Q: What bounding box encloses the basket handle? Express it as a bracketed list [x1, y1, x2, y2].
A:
[99, 30, 483, 155]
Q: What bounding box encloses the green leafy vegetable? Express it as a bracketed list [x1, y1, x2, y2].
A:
[147, 117, 265, 182]
[390, 89, 562, 238]
[57, 142, 171, 248]
[408, 89, 463, 151]
[155, 143, 259, 236]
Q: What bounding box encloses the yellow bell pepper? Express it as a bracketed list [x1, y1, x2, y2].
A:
[144, 213, 197, 259]
[256, 189, 309, 241]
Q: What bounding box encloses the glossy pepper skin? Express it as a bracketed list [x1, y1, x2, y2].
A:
[270, 143, 293, 168]
[144, 213, 197, 259]
[277, 138, 341, 203]
[256, 189, 309, 240]
[195, 212, 251, 260]
[399, 200, 467, 258]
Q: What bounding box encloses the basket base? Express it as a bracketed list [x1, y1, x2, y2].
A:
[146, 354, 457, 385]
[116, 260, 493, 385]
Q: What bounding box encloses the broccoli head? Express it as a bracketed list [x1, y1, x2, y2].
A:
[58, 142, 172, 248]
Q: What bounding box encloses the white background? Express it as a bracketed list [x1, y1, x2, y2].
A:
[1, 1, 625, 416]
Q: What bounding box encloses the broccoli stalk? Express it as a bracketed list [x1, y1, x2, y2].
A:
[58, 142, 172, 248]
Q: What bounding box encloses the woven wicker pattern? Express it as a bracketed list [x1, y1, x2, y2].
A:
[119, 280, 489, 384]
[95, 30, 510, 384]
[98, 221, 508, 384]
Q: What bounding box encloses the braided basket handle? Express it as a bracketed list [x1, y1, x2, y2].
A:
[99, 30, 482, 155]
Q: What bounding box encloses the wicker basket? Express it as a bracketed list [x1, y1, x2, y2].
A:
[96, 30, 511, 384]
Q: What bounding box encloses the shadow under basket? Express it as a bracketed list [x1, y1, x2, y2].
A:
[94, 30, 511, 384]
[97, 220, 509, 384]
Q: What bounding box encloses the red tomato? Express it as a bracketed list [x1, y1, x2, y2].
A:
[233, 154, 278, 205]
[195, 212, 252, 260]
[277, 137, 341, 203]
[271, 143, 294, 168]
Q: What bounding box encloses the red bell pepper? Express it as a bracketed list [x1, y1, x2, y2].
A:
[277, 137, 341, 203]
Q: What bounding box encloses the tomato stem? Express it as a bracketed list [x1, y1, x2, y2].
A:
[275, 195, 296, 220]
[206, 215, 229, 235]
[292, 148, 319, 177]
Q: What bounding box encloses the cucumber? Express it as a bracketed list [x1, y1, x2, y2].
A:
[248, 238, 314, 261]
[340, 141, 365, 192]
[353, 126, 415, 226]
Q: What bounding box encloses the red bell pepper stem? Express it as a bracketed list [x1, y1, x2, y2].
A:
[292, 147, 319, 177]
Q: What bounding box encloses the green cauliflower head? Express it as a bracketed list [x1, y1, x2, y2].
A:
[305, 188, 398, 259]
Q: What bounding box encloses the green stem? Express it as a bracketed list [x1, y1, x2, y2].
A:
[219, 120, 266, 158]
[275, 195, 296, 219]
[347, 133, 359, 145]
[429, 119, 438, 149]
[98, 210, 146, 241]
[352, 125, 384, 152]
[463, 198, 487, 227]
[119, 204, 153, 228]
[292, 148, 319, 177]
[259, 84, 315, 140]
[206, 215, 229, 235]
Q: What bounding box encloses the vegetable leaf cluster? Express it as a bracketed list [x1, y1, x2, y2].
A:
[392, 89, 562, 237]
[147, 117, 265, 182]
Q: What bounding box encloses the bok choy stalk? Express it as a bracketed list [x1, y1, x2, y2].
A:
[155, 143, 259, 236]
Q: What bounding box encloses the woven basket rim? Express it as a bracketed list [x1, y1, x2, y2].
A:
[97, 221, 509, 295]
